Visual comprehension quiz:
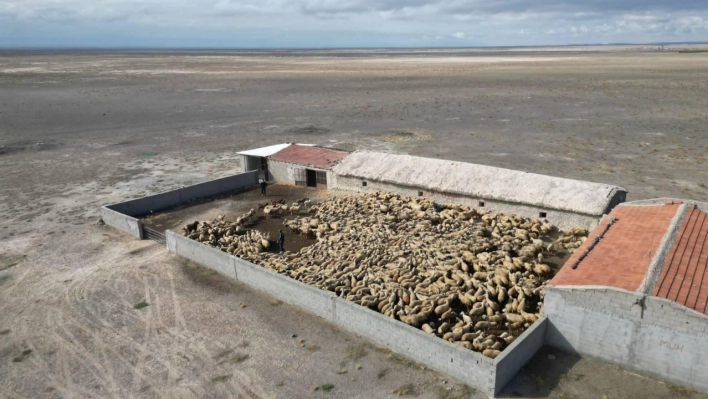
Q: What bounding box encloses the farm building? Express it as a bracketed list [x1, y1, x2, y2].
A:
[237, 143, 293, 180]
[544, 199, 708, 393]
[238, 143, 348, 187]
[267, 144, 349, 188]
[331, 151, 627, 229]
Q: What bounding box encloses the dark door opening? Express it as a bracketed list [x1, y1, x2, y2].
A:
[259, 157, 268, 181]
[306, 169, 317, 187]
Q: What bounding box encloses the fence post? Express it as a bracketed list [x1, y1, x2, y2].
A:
[137, 219, 145, 240]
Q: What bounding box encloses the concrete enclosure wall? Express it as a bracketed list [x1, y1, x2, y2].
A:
[101, 206, 143, 239]
[331, 292, 495, 395]
[494, 317, 548, 392]
[166, 230, 236, 279]
[107, 171, 259, 218]
[544, 287, 708, 393]
[333, 175, 600, 230]
[165, 230, 546, 396]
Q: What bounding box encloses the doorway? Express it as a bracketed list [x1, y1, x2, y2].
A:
[306, 169, 317, 187]
[259, 157, 268, 181]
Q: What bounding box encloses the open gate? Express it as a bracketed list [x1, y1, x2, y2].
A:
[143, 225, 166, 244]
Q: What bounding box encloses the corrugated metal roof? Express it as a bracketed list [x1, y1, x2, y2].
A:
[551, 203, 680, 291]
[332, 151, 626, 216]
[652, 205, 708, 315]
[269, 144, 349, 170]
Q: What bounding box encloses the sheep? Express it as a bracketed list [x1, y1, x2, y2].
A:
[181, 190, 569, 358]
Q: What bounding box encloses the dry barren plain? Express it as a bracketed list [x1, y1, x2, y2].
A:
[1, 47, 707, 399]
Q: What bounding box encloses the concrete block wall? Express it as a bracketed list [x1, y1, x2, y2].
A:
[494, 317, 548, 392]
[333, 175, 600, 230]
[331, 294, 496, 395]
[544, 286, 708, 393]
[107, 170, 259, 218]
[101, 206, 143, 239]
[166, 230, 236, 279]
[233, 255, 336, 320]
[165, 230, 549, 396]
[267, 159, 293, 183]
[644, 296, 708, 335]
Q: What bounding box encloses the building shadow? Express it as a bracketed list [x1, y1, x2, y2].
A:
[496, 346, 581, 398]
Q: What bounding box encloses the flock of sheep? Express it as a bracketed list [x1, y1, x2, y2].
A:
[183, 191, 587, 358]
[182, 210, 272, 257]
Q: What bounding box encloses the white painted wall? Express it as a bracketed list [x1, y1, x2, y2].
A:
[268, 159, 335, 187]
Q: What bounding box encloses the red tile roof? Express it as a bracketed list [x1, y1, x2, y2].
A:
[269, 145, 349, 170]
[551, 204, 680, 291]
[652, 205, 708, 315]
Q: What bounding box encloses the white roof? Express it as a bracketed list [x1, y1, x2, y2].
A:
[333, 151, 626, 216]
[237, 143, 316, 157]
[238, 143, 292, 157]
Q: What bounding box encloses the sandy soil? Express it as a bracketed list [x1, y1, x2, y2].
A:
[1, 47, 707, 398]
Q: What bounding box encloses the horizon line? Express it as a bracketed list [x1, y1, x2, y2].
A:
[1, 41, 708, 51]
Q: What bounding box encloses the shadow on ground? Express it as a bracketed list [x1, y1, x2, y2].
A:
[498, 346, 580, 398]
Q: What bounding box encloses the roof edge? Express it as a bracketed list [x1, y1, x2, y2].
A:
[334, 151, 626, 216]
[620, 198, 708, 210]
[637, 203, 689, 294]
[335, 172, 616, 217]
[547, 285, 638, 295]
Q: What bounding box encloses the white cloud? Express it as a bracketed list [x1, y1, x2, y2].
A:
[0, 0, 707, 46]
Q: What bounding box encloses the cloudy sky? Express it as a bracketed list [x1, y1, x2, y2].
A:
[1, 0, 707, 47]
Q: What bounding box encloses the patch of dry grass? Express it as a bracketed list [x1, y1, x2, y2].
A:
[229, 353, 249, 363]
[378, 128, 434, 143]
[12, 349, 32, 363]
[393, 383, 416, 396]
[346, 344, 368, 361]
[211, 374, 231, 383]
[435, 384, 476, 399]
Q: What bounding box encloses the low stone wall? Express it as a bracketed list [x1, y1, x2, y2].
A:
[333, 175, 600, 230]
[101, 206, 143, 239]
[107, 170, 259, 218]
[544, 286, 708, 393]
[166, 230, 547, 396]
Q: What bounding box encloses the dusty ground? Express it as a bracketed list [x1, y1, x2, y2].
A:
[1, 47, 708, 398]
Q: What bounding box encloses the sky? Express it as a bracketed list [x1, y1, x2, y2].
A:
[1, 0, 708, 48]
